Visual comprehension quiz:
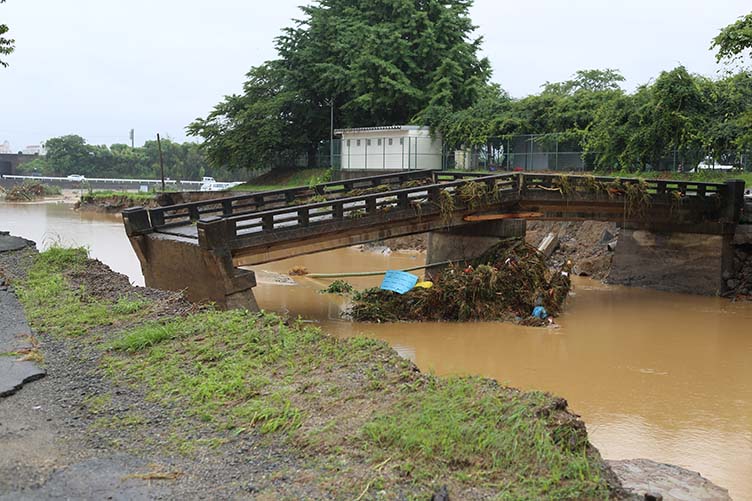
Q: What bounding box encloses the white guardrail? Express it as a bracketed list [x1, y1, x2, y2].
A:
[1, 175, 243, 191]
[1, 175, 179, 184]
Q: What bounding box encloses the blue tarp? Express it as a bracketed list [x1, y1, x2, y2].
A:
[380, 270, 419, 294]
[532, 306, 548, 319]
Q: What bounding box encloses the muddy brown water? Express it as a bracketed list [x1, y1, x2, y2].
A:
[3, 201, 752, 500]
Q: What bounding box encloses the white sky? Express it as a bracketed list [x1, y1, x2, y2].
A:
[1, 0, 749, 149]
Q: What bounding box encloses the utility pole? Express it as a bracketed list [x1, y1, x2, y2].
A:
[129, 129, 135, 148]
[157, 133, 165, 192]
[327, 97, 335, 169]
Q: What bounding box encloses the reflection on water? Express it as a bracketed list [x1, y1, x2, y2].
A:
[0, 202, 144, 285]
[3, 201, 751, 499]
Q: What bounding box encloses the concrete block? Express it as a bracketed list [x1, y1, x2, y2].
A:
[537, 232, 559, 258]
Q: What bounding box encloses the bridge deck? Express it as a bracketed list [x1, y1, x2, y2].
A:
[123, 170, 744, 266]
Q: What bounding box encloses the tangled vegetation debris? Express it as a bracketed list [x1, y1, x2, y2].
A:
[4, 182, 60, 201]
[288, 265, 309, 276]
[351, 239, 572, 323]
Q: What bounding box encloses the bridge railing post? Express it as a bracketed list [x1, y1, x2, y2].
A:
[365, 196, 377, 214]
[397, 192, 409, 210]
[188, 205, 201, 222]
[722, 179, 746, 224]
[298, 208, 310, 227]
[262, 214, 274, 232]
[222, 200, 233, 216]
[148, 208, 165, 227]
[122, 207, 152, 236]
[197, 217, 236, 250]
[333, 201, 344, 220]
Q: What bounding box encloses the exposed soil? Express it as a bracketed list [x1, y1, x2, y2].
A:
[74, 195, 160, 213]
[526, 220, 618, 280]
[362, 233, 429, 253]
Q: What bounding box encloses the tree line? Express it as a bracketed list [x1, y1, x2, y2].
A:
[189, 2, 752, 172]
[18, 135, 250, 181]
[435, 66, 752, 171]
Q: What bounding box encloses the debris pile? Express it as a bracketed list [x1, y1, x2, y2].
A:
[5, 182, 49, 201]
[350, 239, 572, 323]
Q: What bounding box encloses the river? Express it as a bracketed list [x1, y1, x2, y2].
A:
[2, 201, 751, 500]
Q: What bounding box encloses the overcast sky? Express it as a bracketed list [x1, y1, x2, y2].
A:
[1, 0, 749, 150]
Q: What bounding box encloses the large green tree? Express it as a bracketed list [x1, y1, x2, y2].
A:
[0, 0, 14, 68]
[189, 0, 491, 170]
[712, 12, 752, 66]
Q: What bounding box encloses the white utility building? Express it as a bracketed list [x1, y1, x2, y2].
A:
[335, 125, 443, 172]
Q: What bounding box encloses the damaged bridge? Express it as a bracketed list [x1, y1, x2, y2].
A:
[122, 170, 745, 309]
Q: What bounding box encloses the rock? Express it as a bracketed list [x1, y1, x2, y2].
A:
[431, 485, 449, 501]
[722, 271, 732, 280]
[727, 279, 739, 289]
[0, 234, 32, 253]
[0, 358, 46, 398]
[600, 229, 616, 244]
[607, 459, 731, 501]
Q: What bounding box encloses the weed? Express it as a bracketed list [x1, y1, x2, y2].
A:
[112, 297, 149, 315]
[319, 280, 354, 295]
[84, 393, 112, 414]
[438, 189, 455, 227]
[625, 180, 651, 218]
[110, 322, 182, 352]
[362, 377, 608, 499]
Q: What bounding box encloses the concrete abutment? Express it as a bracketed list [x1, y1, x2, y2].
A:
[123, 208, 259, 311]
[425, 219, 527, 280]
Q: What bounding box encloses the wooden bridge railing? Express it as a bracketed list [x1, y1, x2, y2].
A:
[196, 173, 520, 250]
[123, 172, 745, 247]
[146, 169, 495, 230]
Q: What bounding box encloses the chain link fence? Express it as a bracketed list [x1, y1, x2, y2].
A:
[270, 134, 752, 174]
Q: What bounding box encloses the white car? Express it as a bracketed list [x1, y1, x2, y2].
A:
[66, 174, 86, 182]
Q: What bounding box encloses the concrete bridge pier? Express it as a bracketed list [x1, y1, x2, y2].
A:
[122, 208, 259, 311]
[425, 219, 527, 281]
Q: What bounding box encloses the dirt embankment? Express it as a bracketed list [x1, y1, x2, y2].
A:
[75, 194, 161, 213]
[526, 220, 618, 280]
[74, 190, 257, 214]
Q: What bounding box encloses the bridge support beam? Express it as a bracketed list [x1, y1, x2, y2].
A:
[425, 219, 526, 281]
[123, 209, 259, 311]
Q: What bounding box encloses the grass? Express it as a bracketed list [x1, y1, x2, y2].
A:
[17, 245, 614, 499]
[15, 246, 151, 337]
[232, 167, 333, 192]
[104, 308, 611, 499]
[80, 190, 157, 202]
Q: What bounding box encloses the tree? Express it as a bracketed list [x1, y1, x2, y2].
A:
[585, 66, 716, 170]
[189, 0, 491, 170]
[712, 12, 752, 66]
[45, 135, 98, 177]
[0, 0, 14, 68]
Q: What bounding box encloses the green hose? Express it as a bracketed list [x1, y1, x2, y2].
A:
[306, 260, 454, 279]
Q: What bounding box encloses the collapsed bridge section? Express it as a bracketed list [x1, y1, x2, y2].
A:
[122, 170, 745, 310]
